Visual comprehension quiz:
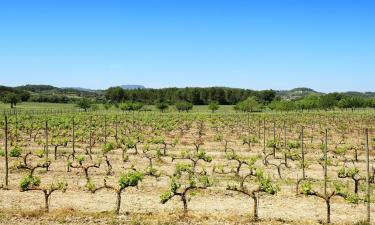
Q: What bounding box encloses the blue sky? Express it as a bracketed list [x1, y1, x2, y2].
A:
[0, 0, 374, 92]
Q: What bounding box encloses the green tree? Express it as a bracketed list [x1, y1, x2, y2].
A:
[319, 93, 340, 110]
[2, 92, 21, 108]
[105, 87, 125, 102]
[76, 98, 92, 112]
[338, 96, 366, 110]
[208, 101, 219, 113]
[268, 100, 295, 111]
[295, 94, 320, 111]
[119, 101, 144, 112]
[155, 102, 169, 112]
[234, 96, 261, 112]
[175, 101, 193, 112]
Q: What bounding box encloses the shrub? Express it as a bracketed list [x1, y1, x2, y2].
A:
[155, 102, 169, 112]
[102, 142, 115, 154]
[10, 146, 22, 157]
[175, 101, 193, 112]
[208, 101, 219, 112]
[234, 96, 262, 112]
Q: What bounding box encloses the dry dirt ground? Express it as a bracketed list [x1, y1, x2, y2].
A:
[0, 118, 373, 225]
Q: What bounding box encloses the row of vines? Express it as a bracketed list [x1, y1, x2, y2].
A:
[0, 111, 374, 223]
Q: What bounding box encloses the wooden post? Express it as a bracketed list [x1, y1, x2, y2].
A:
[45, 120, 49, 171]
[45, 120, 49, 158]
[72, 117, 75, 160]
[324, 128, 328, 196]
[284, 121, 287, 165]
[247, 112, 250, 135]
[365, 128, 371, 223]
[104, 115, 107, 144]
[115, 114, 118, 144]
[89, 116, 92, 157]
[258, 119, 261, 139]
[15, 113, 18, 142]
[273, 121, 276, 157]
[4, 116, 9, 187]
[263, 118, 266, 154]
[301, 126, 305, 179]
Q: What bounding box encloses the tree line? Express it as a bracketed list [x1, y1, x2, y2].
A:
[269, 93, 375, 111]
[105, 87, 276, 105]
[2, 85, 375, 112]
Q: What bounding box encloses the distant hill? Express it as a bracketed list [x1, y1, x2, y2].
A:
[120, 85, 145, 90]
[341, 91, 375, 98]
[276, 87, 322, 100]
[62, 87, 99, 93]
[9, 84, 105, 102]
[275, 87, 375, 100]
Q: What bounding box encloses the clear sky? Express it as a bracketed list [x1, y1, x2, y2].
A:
[0, 0, 374, 92]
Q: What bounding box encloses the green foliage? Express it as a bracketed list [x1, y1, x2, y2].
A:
[295, 94, 320, 110]
[258, 175, 279, 195]
[334, 146, 347, 155]
[103, 102, 112, 110]
[86, 180, 96, 192]
[119, 101, 144, 111]
[338, 167, 360, 178]
[338, 96, 366, 109]
[160, 163, 212, 205]
[118, 171, 144, 189]
[268, 100, 296, 111]
[155, 102, 169, 112]
[196, 150, 213, 163]
[318, 156, 334, 168]
[234, 96, 261, 112]
[266, 140, 279, 149]
[208, 101, 219, 112]
[345, 193, 361, 204]
[105, 86, 276, 105]
[102, 142, 115, 154]
[175, 162, 193, 175]
[76, 98, 92, 112]
[0, 149, 4, 157]
[51, 180, 68, 192]
[160, 191, 174, 204]
[122, 137, 136, 149]
[67, 160, 73, 168]
[298, 159, 310, 169]
[301, 180, 314, 195]
[145, 166, 161, 177]
[105, 87, 125, 102]
[175, 101, 193, 112]
[76, 155, 86, 165]
[10, 146, 22, 157]
[150, 136, 165, 145]
[333, 182, 361, 204]
[2, 92, 21, 108]
[20, 175, 41, 191]
[35, 149, 45, 158]
[319, 93, 339, 110]
[242, 135, 259, 145]
[286, 149, 300, 160]
[287, 141, 300, 149]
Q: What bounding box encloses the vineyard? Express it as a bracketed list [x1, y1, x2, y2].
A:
[0, 110, 374, 224]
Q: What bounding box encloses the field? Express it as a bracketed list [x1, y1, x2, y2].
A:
[0, 108, 374, 225]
